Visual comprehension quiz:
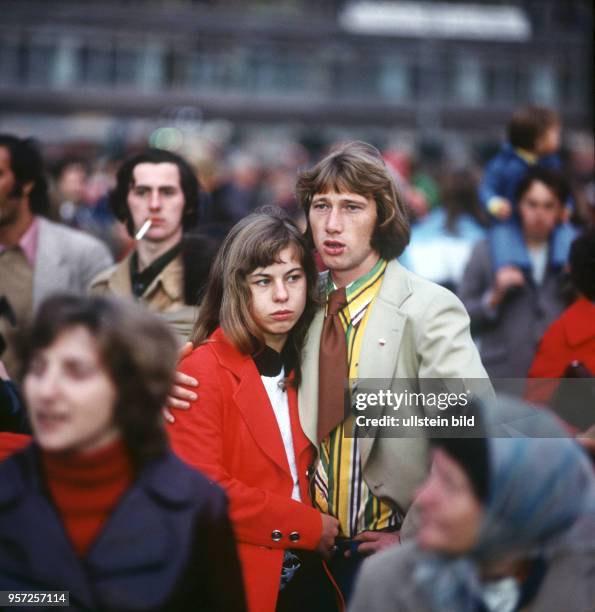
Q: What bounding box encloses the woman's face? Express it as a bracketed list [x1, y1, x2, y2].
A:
[24, 325, 120, 454]
[247, 245, 307, 352]
[416, 448, 484, 554]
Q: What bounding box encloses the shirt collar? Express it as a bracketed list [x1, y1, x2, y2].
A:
[0, 217, 39, 266]
[130, 242, 183, 299]
[327, 258, 387, 323]
[515, 148, 538, 165]
[326, 257, 386, 295]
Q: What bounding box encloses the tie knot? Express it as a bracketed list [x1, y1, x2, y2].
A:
[327, 287, 347, 316]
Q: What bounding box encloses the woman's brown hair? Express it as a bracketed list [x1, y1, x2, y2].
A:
[17, 294, 178, 470]
[190, 208, 320, 386]
[295, 141, 411, 259]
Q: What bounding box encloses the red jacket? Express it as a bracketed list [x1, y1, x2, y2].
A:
[168, 328, 322, 612]
[0, 433, 31, 462]
[526, 297, 595, 405]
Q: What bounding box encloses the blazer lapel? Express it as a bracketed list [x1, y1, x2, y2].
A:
[298, 307, 325, 445]
[232, 359, 292, 476]
[287, 384, 310, 467]
[355, 260, 412, 466]
[32, 218, 67, 310]
[299, 261, 412, 451]
[87, 487, 170, 575]
[210, 330, 293, 477]
[22, 497, 96, 608]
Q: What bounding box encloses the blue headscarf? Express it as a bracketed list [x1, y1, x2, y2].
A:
[411, 396, 595, 612]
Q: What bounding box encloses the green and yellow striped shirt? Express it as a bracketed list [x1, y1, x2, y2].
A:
[313, 258, 400, 537]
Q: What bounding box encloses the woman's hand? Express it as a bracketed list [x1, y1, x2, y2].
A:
[316, 513, 340, 559]
[162, 342, 199, 423]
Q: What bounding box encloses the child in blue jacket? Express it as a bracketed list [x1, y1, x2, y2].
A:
[479, 105, 576, 272]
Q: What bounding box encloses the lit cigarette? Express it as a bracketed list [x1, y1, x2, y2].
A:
[135, 219, 152, 240]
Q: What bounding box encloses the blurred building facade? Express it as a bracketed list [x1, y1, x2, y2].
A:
[0, 0, 592, 145]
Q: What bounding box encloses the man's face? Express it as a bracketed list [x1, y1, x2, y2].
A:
[518, 180, 564, 244]
[127, 162, 186, 244]
[0, 146, 22, 228]
[308, 190, 379, 286]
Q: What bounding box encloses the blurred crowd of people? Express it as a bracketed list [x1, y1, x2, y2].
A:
[0, 106, 594, 611]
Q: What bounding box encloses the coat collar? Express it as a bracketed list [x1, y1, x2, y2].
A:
[98, 252, 184, 304]
[141, 253, 184, 303]
[205, 327, 253, 373]
[0, 445, 198, 509]
[88, 255, 131, 295]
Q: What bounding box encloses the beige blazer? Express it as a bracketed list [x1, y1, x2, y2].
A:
[298, 259, 492, 517]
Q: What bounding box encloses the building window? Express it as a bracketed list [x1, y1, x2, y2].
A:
[453, 57, 484, 106]
[77, 44, 116, 86]
[379, 58, 410, 103]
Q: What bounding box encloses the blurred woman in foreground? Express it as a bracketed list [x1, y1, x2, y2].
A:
[0, 295, 245, 611]
[350, 397, 595, 612]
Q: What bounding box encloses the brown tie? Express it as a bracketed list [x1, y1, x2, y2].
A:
[317, 287, 348, 442]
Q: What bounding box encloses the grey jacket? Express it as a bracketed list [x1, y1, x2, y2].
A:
[458, 240, 568, 379]
[33, 217, 113, 310]
[350, 543, 595, 612]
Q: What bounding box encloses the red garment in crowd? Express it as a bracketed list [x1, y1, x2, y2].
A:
[168, 328, 323, 612]
[41, 439, 133, 557]
[526, 297, 595, 406]
[0, 433, 31, 462]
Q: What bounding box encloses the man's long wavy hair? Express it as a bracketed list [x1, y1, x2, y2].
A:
[190, 209, 320, 387]
[295, 141, 410, 259]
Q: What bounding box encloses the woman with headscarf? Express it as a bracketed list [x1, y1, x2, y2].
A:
[349, 397, 595, 612]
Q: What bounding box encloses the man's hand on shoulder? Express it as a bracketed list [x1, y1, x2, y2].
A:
[0, 360, 9, 381]
[163, 342, 199, 423]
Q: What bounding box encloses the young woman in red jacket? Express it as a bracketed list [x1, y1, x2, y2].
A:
[168, 210, 341, 612]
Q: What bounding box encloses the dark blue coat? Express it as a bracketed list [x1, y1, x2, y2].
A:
[0, 445, 246, 611]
